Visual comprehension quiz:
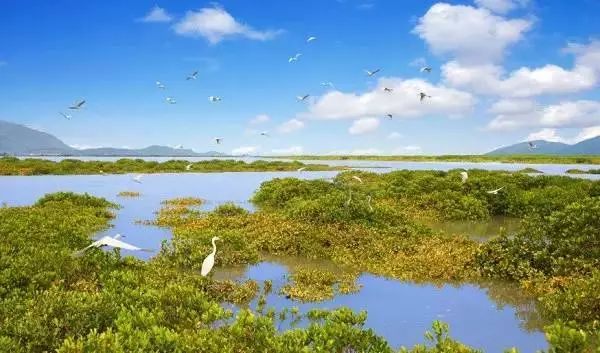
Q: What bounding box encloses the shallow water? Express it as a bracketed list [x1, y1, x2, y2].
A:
[0, 172, 548, 351]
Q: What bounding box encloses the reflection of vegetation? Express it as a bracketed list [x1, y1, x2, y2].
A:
[280, 268, 361, 302]
[117, 191, 141, 197]
[0, 156, 341, 175]
[566, 168, 600, 174]
[517, 167, 543, 173]
[270, 154, 600, 165]
[161, 197, 204, 207]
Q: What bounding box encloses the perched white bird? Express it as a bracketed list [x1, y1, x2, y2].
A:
[69, 100, 86, 110]
[385, 114, 393, 120]
[60, 112, 72, 120]
[460, 171, 468, 184]
[419, 92, 431, 102]
[132, 174, 143, 183]
[186, 71, 198, 80]
[156, 81, 166, 89]
[166, 97, 177, 104]
[208, 96, 222, 102]
[214, 137, 223, 144]
[260, 131, 270, 137]
[297, 167, 307, 172]
[289, 53, 302, 63]
[420, 67, 433, 73]
[352, 175, 363, 183]
[307, 36, 317, 43]
[201, 236, 220, 276]
[296, 94, 310, 102]
[383, 87, 394, 93]
[528, 141, 538, 149]
[365, 68, 381, 77]
[487, 187, 504, 195]
[74, 234, 151, 255]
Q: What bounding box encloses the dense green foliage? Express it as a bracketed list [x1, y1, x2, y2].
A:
[270, 154, 600, 164]
[0, 156, 340, 175]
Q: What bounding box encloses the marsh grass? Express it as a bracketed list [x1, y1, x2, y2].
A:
[117, 191, 141, 197]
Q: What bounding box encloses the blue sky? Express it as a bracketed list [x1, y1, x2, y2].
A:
[0, 0, 599, 155]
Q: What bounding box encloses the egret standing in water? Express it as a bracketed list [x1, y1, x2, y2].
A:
[201, 236, 220, 277]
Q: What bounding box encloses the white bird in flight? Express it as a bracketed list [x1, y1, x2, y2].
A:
[528, 141, 538, 149]
[383, 87, 394, 93]
[174, 144, 183, 149]
[307, 36, 317, 43]
[201, 236, 220, 276]
[420, 67, 433, 73]
[69, 100, 86, 110]
[460, 171, 468, 184]
[166, 97, 176, 104]
[297, 94, 310, 102]
[260, 131, 270, 137]
[214, 137, 223, 144]
[60, 112, 72, 120]
[208, 96, 222, 102]
[74, 234, 151, 256]
[289, 53, 302, 63]
[419, 92, 431, 102]
[132, 174, 143, 183]
[365, 68, 381, 77]
[186, 71, 198, 80]
[156, 81, 166, 89]
[487, 187, 504, 195]
[352, 175, 363, 183]
[385, 114, 393, 120]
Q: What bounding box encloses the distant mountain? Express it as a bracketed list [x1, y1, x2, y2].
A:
[0, 120, 226, 157]
[487, 137, 600, 155]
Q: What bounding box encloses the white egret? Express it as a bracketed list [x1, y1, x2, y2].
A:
[297, 167, 307, 172]
[132, 174, 143, 183]
[74, 234, 151, 256]
[365, 68, 381, 77]
[307, 36, 317, 43]
[69, 100, 86, 110]
[289, 53, 302, 63]
[460, 171, 468, 184]
[166, 97, 176, 104]
[419, 92, 431, 102]
[420, 67, 432, 73]
[201, 236, 220, 277]
[383, 87, 394, 92]
[528, 141, 538, 149]
[59, 112, 72, 120]
[352, 175, 363, 183]
[156, 81, 166, 89]
[214, 137, 223, 144]
[208, 96, 222, 102]
[186, 71, 198, 80]
[296, 94, 310, 102]
[385, 114, 393, 120]
[487, 187, 504, 195]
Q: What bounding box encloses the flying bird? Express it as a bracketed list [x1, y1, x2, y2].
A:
[201, 236, 220, 276]
[166, 97, 176, 104]
[208, 96, 222, 102]
[385, 114, 393, 120]
[460, 171, 468, 184]
[307, 36, 317, 43]
[156, 81, 166, 89]
[260, 131, 270, 137]
[214, 137, 223, 144]
[365, 68, 381, 77]
[419, 92, 431, 102]
[59, 112, 72, 120]
[487, 187, 504, 195]
[383, 87, 394, 93]
[132, 174, 143, 184]
[297, 94, 310, 102]
[420, 67, 433, 73]
[289, 53, 302, 63]
[528, 141, 538, 149]
[69, 100, 86, 110]
[74, 234, 151, 256]
[186, 71, 198, 80]
[352, 175, 363, 183]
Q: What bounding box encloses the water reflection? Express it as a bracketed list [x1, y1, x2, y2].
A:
[424, 216, 521, 242]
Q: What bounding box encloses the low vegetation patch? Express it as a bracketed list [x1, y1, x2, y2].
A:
[117, 191, 141, 197]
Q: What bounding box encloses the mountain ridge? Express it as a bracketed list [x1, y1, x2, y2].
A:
[487, 137, 600, 155]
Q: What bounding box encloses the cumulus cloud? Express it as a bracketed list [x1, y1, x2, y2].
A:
[573, 125, 600, 143]
[413, 3, 532, 63]
[173, 5, 282, 43]
[249, 114, 270, 125]
[488, 100, 600, 130]
[349, 118, 380, 135]
[488, 98, 539, 115]
[474, 0, 528, 14]
[306, 77, 475, 120]
[271, 146, 304, 155]
[393, 145, 423, 154]
[277, 119, 305, 133]
[388, 132, 403, 139]
[526, 128, 565, 143]
[231, 146, 259, 155]
[140, 5, 173, 23]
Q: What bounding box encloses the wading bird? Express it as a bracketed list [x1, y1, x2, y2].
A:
[420, 67, 432, 73]
[460, 171, 468, 184]
[201, 236, 220, 276]
[487, 187, 504, 195]
[132, 174, 143, 183]
[383, 87, 394, 92]
[214, 137, 223, 144]
[59, 112, 72, 120]
[297, 94, 310, 102]
[352, 175, 363, 183]
[365, 68, 381, 77]
[208, 96, 222, 102]
[307, 36, 317, 43]
[156, 81, 166, 89]
[186, 71, 198, 80]
[289, 53, 302, 63]
[69, 100, 86, 110]
[166, 97, 176, 104]
[419, 92, 431, 102]
[74, 234, 151, 256]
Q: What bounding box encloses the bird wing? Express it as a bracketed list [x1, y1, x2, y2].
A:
[100, 237, 145, 251]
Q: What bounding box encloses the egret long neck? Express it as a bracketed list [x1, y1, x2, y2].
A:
[211, 239, 217, 255]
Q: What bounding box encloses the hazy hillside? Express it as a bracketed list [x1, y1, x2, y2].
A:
[487, 137, 600, 155]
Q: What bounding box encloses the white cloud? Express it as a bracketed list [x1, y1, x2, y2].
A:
[250, 114, 270, 125]
[488, 100, 600, 130]
[349, 117, 380, 135]
[277, 119, 305, 133]
[351, 148, 382, 155]
[388, 131, 403, 139]
[526, 128, 566, 143]
[271, 146, 304, 155]
[413, 3, 532, 63]
[306, 77, 475, 120]
[140, 5, 173, 23]
[393, 145, 423, 154]
[573, 126, 600, 143]
[474, 0, 527, 14]
[173, 5, 282, 43]
[488, 98, 538, 115]
[231, 146, 259, 155]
